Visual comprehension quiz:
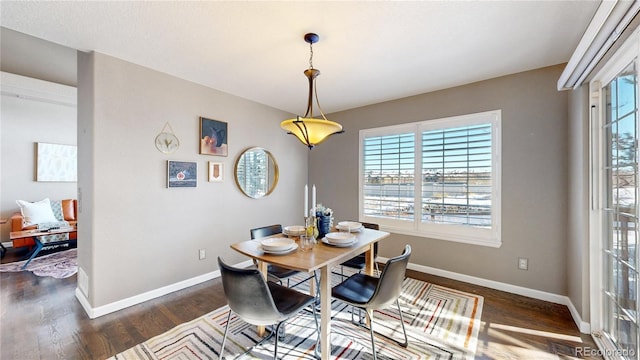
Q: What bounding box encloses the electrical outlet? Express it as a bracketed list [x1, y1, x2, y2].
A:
[199, 249, 206, 260]
[518, 257, 528, 270]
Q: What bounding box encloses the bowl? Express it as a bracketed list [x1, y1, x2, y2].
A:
[284, 225, 305, 236]
[336, 221, 363, 231]
[324, 232, 356, 244]
[260, 238, 295, 251]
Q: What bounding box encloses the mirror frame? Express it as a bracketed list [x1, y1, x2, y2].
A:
[234, 147, 279, 199]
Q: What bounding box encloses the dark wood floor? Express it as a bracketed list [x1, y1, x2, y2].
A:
[1, 246, 601, 359]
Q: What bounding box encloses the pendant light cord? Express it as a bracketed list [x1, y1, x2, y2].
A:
[308, 40, 328, 120]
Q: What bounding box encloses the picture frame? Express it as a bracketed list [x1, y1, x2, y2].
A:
[36, 142, 77, 182]
[208, 161, 224, 182]
[200, 117, 228, 156]
[167, 160, 197, 188]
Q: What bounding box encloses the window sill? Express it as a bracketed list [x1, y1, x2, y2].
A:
[379, 225, 502, 248]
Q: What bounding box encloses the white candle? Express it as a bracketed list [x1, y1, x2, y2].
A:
[304, 184, 308, 217]
[312, 184, 316, 214]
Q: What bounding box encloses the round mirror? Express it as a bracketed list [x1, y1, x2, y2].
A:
[234, 147, 279, 199]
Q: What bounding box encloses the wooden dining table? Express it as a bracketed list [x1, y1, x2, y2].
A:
[230, 227, 390, 360]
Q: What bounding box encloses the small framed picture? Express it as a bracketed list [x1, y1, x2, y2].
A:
[208, 162, 224, 182]
[200, 117, 228, 156]
[167, 160, 197, 188]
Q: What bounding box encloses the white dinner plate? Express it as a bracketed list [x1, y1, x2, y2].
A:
[321, 237, 356, 248]
[324, 232, 357, 245]
[283, 225, 305, 236]
[262, 243, 298, 255]
[335, 223, 364, 232]
[338, 221, 362, 229]
[260, 237, 295, 251]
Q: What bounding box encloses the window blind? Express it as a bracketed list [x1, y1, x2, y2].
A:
[362, 133, 415, 220]
[422, 124, 492, 227]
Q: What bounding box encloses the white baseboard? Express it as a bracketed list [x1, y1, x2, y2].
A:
[565, 297, 591, 334]
[76, 259, 254, 319]
[75, 257, 591, 334]
[378, 257, 591, 334]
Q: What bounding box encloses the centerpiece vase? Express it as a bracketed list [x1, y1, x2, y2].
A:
[317, 213, 332, 239]
[305, 216, 319, 242]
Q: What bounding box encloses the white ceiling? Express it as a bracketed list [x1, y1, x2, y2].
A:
[0, 1, 599, 115]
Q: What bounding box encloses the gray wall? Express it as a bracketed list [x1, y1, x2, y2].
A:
[77, 51, 307, 307]
[567, 84, 590, 322]
[310, 65, 569, 295]
[0, 28, 76, 86]
[0, 77, 77, 242]
[0, 28, 78, 242]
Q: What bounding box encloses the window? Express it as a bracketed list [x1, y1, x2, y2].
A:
[359, 110, 501, 247]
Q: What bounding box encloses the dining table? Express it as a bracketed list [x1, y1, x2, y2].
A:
[230, 226, 390, 360]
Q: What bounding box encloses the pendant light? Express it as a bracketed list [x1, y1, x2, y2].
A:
[280, 33, 343, 150]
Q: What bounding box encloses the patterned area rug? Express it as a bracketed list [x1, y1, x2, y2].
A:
[110, 272, 483, 359]
[0, 248, 77, 278]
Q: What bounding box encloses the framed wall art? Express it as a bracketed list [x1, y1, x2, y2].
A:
[200, 117, 228, 156]
[36, 142, 77, 182]
[167, 160, 197, 188]
[208, 161, 224, 182]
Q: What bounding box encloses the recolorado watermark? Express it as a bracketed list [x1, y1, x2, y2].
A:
[575, 346, 635, 358]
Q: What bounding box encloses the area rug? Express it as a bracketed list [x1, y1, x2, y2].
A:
[0, 248, 77, 279]
[109, 272, 483, 360]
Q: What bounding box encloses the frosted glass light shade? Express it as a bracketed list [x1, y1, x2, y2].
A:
[280, 117, 343, 149]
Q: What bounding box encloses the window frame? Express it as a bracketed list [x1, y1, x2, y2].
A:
[359, 110, 502, 247]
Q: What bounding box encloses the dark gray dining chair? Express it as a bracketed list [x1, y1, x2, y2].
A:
[331, 245, 411, 360]
[250, 224, 313, 289]
[218, 257, 319, 360]
[336, 222, 381, 278]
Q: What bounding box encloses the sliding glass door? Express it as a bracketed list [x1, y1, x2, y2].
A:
[604, 62, 638, 358]
[591, 31, 640, 359]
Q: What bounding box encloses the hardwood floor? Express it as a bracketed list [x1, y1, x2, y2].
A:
[1, 247, 602, 359]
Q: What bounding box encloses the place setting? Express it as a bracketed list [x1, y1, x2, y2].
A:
[283, 225, 305, 237]
[260, 237, 298, 255]
[321, 232, 357, 247]
[335, 221, 364, 233]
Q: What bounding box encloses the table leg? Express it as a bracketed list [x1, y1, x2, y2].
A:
[257, 260, 268, 337]
[320, 266, 331, 359]
[364, 243, 374, 275]
[364, 243, 374, 325]
[22, 237, 44, 270]
[309, 271, 317, 297]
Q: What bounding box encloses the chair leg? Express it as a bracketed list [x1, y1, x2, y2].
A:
[314, 271, 321, 306]
[395, 299, 408, 347]
[354, 300, 408, 360]
[219, 310, 232, 359]
[350, 304, 355, 323]
[278, 322, 286, 341]
[349, 305, 364, 325]
[273, 322, 284, 360]
[312, 301, 321, 359]
[363, 310, 377, 360]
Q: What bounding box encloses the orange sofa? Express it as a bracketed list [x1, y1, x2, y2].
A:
[10, 199, 78, 249]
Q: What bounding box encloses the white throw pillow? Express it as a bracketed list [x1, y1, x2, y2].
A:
[16, 198, 58, 226]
